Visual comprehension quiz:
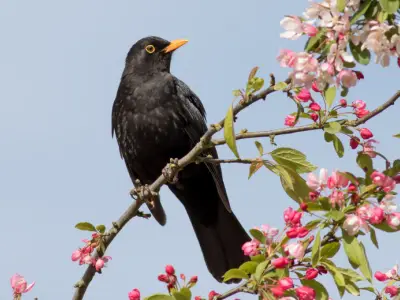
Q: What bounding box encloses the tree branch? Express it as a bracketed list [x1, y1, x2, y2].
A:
[72, 74, 283, 300]
[213, 90, 400, 146]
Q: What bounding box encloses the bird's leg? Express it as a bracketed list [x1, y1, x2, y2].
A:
[162, 158, 180, 184]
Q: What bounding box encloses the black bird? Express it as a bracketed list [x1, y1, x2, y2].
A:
[112, 36, 250, 282]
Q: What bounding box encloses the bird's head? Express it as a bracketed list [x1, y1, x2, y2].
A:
[124, 36, 188, 75]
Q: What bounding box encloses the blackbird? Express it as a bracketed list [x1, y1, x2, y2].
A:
[112, 36, 250, 282]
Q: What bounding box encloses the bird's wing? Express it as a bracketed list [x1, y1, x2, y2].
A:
[173, 77, 232, 212]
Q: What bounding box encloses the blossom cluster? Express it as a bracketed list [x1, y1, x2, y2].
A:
[374, 265, 400, 298]
[71, 233, 112, 272]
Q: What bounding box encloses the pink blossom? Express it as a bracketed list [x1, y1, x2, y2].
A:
[284, 207, 303, 226]
[296, 286, 316, 300]
[352, 100, 367, 110]
[278, 277, 294, 290]
[371, 171, 396, 192]
[165, 265, 175, 275]
[95, 256, 112, 271]
[241, 240, 260, 256]
[311, 81, 321, 92]
[360, 128, 373, 139]
[286, 226, 309, 239]
[284, 115, 296, 127]
[128, 289, 141, 300]
[387, 213, 400, 229]
[369, 207, 385, 224]
[71, 249, 83, 261]
[208, 291, 220, 300]
[385, 265, 398, 279]
[10, 274, 35, 296]
[350, 136, 360, 149]
[327, 171, 349, 189]
[296, 88, 312, 102]
[357, 205, 373, 220]
[254, 224, 279, 243]
[363, 139, 378, 158]
[272, 257, 290, 269]
[337, 69, 358, 88]
[309, 102, 321, 111]
[306, 168, 328, 191]
[277, 49, 297, 68]
[280, 16, 304, 40]
[310, 113, 318, 122]
[189, 276, 198, 284]
[158, 274, 169, 283]
[330, 190, 345, 207]
[339, 99, 347, 107]
[343, 214, 368, 236]
[285, 243, 305, 260]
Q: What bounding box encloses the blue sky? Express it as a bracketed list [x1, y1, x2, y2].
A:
[0, 0, 399, 299]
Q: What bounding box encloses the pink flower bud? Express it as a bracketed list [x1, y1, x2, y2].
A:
[398, 57, 400, 68]
[286, 227, 299, 238]
[337, 69, 358, 88]
[348, 183, 357, 192]
[296, 286, 316, 300]
[271, 286, 285, 297]
[208, 291, 220, 300]
[350, 136, 360, 149]
[297, 227, 310, 238]
[241, 240, 260, 256]
[309, 191, 319, 201]
[284, 115, 296, 127]
[355, 71, 364, 80]
[311, 81, 321, 92]
[195, 297, 202, 300]
[310, 113, 318, 122]
[355, 108, 370, 118]
[158, 274, 169, 283]
[189, 276, 198, 284]
[128, 289, 141, 300]
[296, 88, 312, 102]
[165, 265, 175, 276]
[278, 277, 294, 290]
[95, 258, 105, 271]
[285, 243, 305, 260]
[317, 266, 328, 274]
[352, 100, 366, 110]
[303, 24, 318, 37]
[375, 271, 389, 281]
[71, 249, 82, 261]
[343, 214, 363, 236]
[300, 203, 308, 211]
[309, 235, 315, 243]
[309, 102, 321, 111]
[360, 128, 373, 139]
[272, 257, 290, 269]
[10, 274, 35, 295]
[305, 268, 319, 280]
[339, 99, 347, 107]
[385, 285, 399, 297]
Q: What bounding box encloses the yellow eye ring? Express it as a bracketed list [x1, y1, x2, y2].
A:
[145, 45, 155, 54]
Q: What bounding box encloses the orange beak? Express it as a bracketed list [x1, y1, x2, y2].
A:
[163, 39, 189, 53]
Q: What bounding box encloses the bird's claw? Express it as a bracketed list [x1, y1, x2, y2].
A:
[162, 158, 180, 184]
[130, 181, 156, 208]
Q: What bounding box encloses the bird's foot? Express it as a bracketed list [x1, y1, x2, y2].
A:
[162, 158, 180, 184]
[130, 181, 157, 208]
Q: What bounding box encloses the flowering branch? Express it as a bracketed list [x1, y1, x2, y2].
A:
[213, 90, 400, 146]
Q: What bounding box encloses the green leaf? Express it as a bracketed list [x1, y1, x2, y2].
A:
[324, 86, 337, 109]
[341, 87, 349, 97]
[255, 141, 264, 156]
[322, 259, 346, 288]
[248, 161, 263, 179]
[270, 147, 317, 173]
[255, 260, 269, 281]
[305, 29, 325, 52]
[173, 291, 190, 300]
[345, 280, 360, 296]
[337, 0, 346, 11]
[223, 268, 249, 282]
[224, 104, 240, 158]
[372, 222, 400, 232]
[179, 288, 191, 300]
[239, 261, 259, 275]
[360, 286, 377, 294]
[321, 242, 341, 258]
[300, 279, 329, 300]
[251, 254, 265, 263]
[75, 222, 97, 232]
[274, 81, 288, 91]
[351, 0, 373, 24]
[249, 229, 266, 244]
[350, 41, 371, 65]
[358, 242, 373, 282]
[275, 165, 310, 203]
[311, 231, 321, 267]
[338, 268, 364, 282]
[379, 0, 400, 13]
[378, 10, 389, 22]
[324, 132, 334, 143]
[247, 77, 265, 94]
[394, 133, 400, 138]
[324, 122, 341, 134]
[305, 219, 322, 230]
[146, 294, 174, 300]
[340, 126, 353, 134]
[332, 135, 344, 158]
[325, 210, 345, 222]
[342, 230, 361, 268]
[370, 228, 379, 249]
[268, 163, 294, 191]
[357, 153, 373, 173]
[96, 225, 106, 234]
[232, 89, 242, 97]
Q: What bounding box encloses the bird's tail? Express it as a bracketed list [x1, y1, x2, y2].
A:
[169, 166, 250, 282]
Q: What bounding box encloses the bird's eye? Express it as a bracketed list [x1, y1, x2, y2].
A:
[145, 45, 156, 54]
